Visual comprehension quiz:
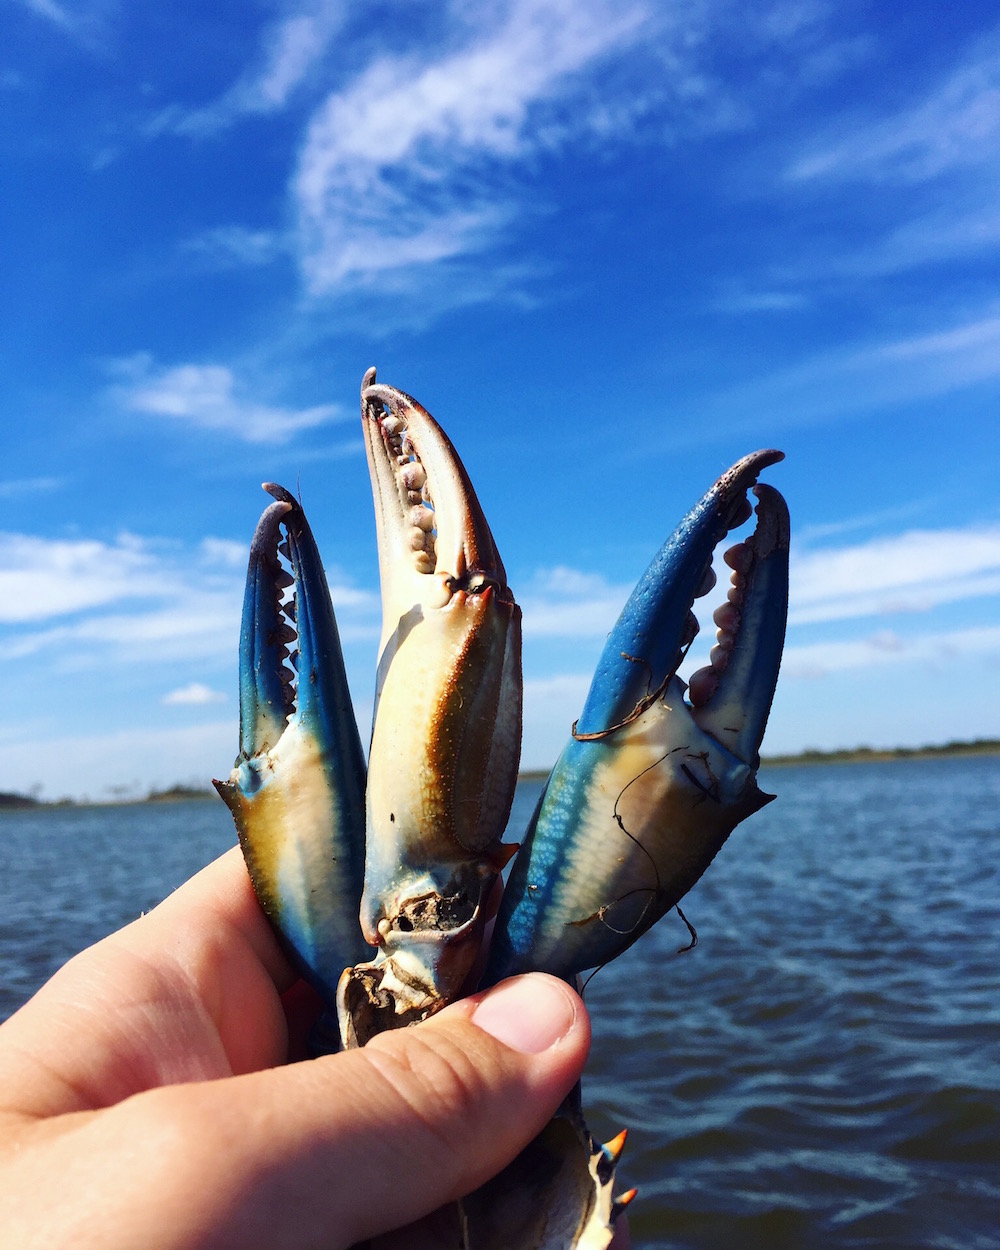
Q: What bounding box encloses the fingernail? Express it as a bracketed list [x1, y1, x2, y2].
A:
[471, 974, 577, 1054]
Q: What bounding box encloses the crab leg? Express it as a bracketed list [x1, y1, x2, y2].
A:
[337, 370, 522, 1048]
[215, 484, 368, 1028]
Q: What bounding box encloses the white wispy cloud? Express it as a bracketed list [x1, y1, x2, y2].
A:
[0, 528, 379, 666]
[16, 0, 75, 32]
[783, 625, 1000, 679]
[709, 308, 1000, 428]
[0, 720, 238, 802]
[830, 199, 1000, 281]
[521, 671, 593, 767]
[142, 0, 871, 312]
[789, 27, 1000, 185]
[14, 0, 109, 49]
[0, 532, 181, 624]
[720, 27, 1000, 292]
[519, 566, 632, 639]
[293, 0, 649, 292]
[790, 523, 1000, 626]
[151, 2, 347, 137]
[198, 537, 250, 568]
[180, 226, 287, 269]
[109, 353, 342, 443]
[516, 521, 1000, 648]
[10, 603, 240, 666]
[0, 476, 63, 500]
[712, 288, 808, 316]
[163, 682, 226, 706]
[798, 501, 935, 544]
[244, 8, 341, 111]
[517, 515, 1000, 651]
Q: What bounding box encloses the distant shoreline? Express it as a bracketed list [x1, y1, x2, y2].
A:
[2, 740, 998, 810]
[522, 737, 1000, 780]
[0, 784, 218, 811]
[760, 738, 1000, 767]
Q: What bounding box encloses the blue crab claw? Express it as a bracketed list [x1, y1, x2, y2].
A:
[485, 450, 789, 985]
[214, 483, 368, 1020]
[338, 370, 522, 1048]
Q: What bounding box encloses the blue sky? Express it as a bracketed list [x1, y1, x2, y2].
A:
[2, 0, 998, 801]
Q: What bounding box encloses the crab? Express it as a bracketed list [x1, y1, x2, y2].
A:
[216, 369, 789, 1249]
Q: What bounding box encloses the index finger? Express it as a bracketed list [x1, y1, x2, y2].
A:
[0, 848, 298, 1117]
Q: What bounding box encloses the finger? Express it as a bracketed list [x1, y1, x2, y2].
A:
[0, 849, 294, 1115]
[130, 845, 297, 994]
[66, 974, 591, 1250]
[117, 846, 301, 1070]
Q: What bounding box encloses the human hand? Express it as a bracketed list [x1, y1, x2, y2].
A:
[0, 847, 627, 1249]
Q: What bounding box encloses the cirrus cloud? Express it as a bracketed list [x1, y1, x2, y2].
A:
[293, 0, 649, 292]
[109, 353, 343, 443]
[163, 682, 226, 705]
[790, 523, 1000, 626]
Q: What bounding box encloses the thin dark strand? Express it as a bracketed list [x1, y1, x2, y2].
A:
[572, 652, 672, 740]
[680, 756, 722, 803]
[675, 905, 698, 953]
[586, 749, 679, 945]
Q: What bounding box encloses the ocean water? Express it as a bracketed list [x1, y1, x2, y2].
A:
[2, 756, 998, 1248]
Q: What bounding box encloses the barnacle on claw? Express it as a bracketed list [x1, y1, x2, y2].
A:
[219, 369, 789, 1248]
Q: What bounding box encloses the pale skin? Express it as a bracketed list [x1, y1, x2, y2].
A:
[0, 848, 629, 1249]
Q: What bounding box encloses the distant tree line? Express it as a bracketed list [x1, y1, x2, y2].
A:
[762, 738, 1000, 766]
[2, 741, 998, 809]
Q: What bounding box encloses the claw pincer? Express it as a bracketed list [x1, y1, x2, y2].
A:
[339, 371, 522, 1046]
[214, 484, 368, 1019]
[217, 369, 789, 1248]
[485, 450, 789, 986]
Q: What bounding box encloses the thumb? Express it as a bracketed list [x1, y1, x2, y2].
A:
[336, 973, 591, 1245]
[85, 973, 591, 1250]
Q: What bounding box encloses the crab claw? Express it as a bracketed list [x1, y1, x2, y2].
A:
[485, 450, 788, 984]
[460, 1083, 628, 1250]
[338, 370, 522, 1047]
[215, 484, 368, 1018]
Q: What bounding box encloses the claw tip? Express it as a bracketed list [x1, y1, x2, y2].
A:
[603, 1128, 628, 1162]
[612, 1187, 638, 1221]
[261, 482, 296, 508]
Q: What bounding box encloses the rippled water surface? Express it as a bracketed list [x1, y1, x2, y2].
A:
[2, 757, 999, 1248]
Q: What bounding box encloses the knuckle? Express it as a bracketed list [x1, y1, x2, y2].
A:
[361, 1026, 494, 1156]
